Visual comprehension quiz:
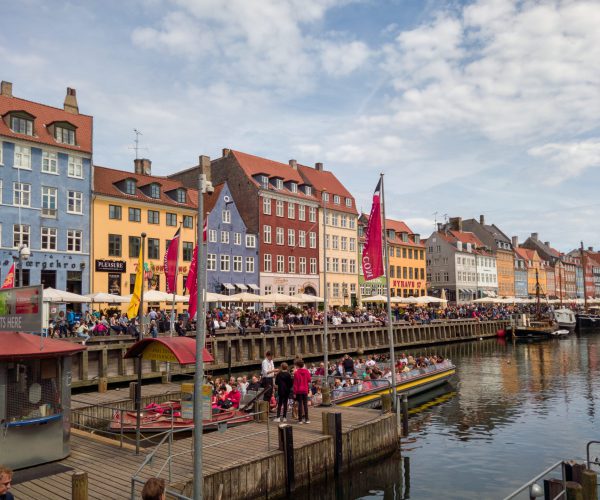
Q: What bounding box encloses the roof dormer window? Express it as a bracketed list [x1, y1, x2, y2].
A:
[176, 189, 186, 203]
[322, 192, 329, 202]
[304, 185, 312, 196]
[150, 183, 160, 199]
[275, 178, 283, 190]
[10, 114, 33, 136]
[125, 179, 136, 195]
[55, 125, 76, 145]
[402, 232, 408, 243]
[333, 195, 341, 205]
[345, 198, 352, 207]
[388, 230, 395, 239]
[260, 175, 269, 189]
[290, 182, 297, 193]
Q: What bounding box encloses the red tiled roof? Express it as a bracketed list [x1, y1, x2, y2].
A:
[231, 150, 318, 202]
[0, 93, 92, 154]
[93, 165, 203, 209]
[449, 230, 485, 247]
[515, 247, 536, 262]
[297, 164, 357, 214]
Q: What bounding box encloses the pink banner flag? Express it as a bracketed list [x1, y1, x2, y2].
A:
[187, 245, 199, 318]
[164, 228, 181, 293]
[362, 178, 384, 281]
[1, 263, 15, 289]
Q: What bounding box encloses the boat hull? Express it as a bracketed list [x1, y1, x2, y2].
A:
[577, 314, 600, 331]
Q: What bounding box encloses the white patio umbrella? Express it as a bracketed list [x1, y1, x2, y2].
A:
[228, 292, 266, 303]
[420, 295, 446, 303]
[261, 292, 304, 304]
[164, 293, 189, 303]
[363, 294, 388, 303]
[390, 296, 407, 304]
[473, 297, 497, 304]
[43, 287, 91, 303]
[295, 293, 324, 302]
[85, 292, 130, 304]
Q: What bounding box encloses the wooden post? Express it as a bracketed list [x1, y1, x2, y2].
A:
[401, 393, 409, 437]
[72, 471, 88, 500]
[581, 469, 598, 500]
[256, 401, 269, 422]
[321, 384, 331, 406]
[322, 412, 343, 475]
[566, 481, 583, 500]
[381, 393, 392, 413]
[565, 462, 587, 483]
[544, 478, 564, 500]
[98, 377, 108, 393]
[278, 424, 295, 495]
[129, 381, 137, 401]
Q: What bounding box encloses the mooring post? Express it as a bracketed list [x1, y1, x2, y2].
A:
[323, 412, 343, 475]
[566, 481, 583, 500]
[98, 376, 108, 393]
[72, 471, 88, 500]
[256, 400, 269, 422]
[129, 381, 137, 401]
[565, 462, 586, 484]
[278, 424, 295, 496]
[581, 469, 598, 500]
[321, 383, 331, 406]
[401, 393, 409, 437]
[381, 393, 392, 413]
[544, 478, 563, 500]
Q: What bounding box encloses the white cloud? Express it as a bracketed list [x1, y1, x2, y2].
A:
[529, 140, 600, 185]
[319, 40, 370, 76]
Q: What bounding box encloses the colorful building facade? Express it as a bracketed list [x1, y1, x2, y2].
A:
[386, 219, 426, 298]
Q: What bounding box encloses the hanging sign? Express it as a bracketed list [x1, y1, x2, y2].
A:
[0, 285, 43, 333]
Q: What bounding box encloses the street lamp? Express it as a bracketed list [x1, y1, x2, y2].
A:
[14, 244, 31, 287]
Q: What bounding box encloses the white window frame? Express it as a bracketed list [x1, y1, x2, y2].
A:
[309, 207, 317, 222]
[290, 182, 297, 193]
[341, 237, 347, 251]
[220, 230, 229, 244]
[67, 229, 82, 253]
[264, 285, 272, 295]
[207, 254, 216, 271]
[14, 145, 31, 170]
[261, 175, 269, 189]
[277, 285, 285, 294]
[304, 186, 312, 196]
[234, 232, 241, 245]
[11, 116, 33, 135]
[246, 234, 256, 248]
[349, 218, 356, 229]
[298, 204, 306, 221]
[332, 235, 339, 250]
[208, 229, 217, 243]
[13, 224, 30, 248]
[341, 215, 348, 228]
[55, 126, 75, 145]
[67, 190, 83, 214]
[263, 197, 271, 215]
[245, 256, 255, 273]
[345, 198, 352, 207]
[222, 209, 231, 223]
[41, 186, 58, 217]
[42, 151, 58, 174]
[233, 255, 242, 272]
[350, 238, 356, 252]
[275, 179, 283, 190]
[277, 255, 284, 273]
[68, 156, 83, 178]
[288, 256, 296, 274]
[350, 259, 356, 273]
[220, 254, 230, 272]
[264, 254, 272, 272]
[309, 231, 316, 248]
[322, 192, 329, 202]
[333, 195, 340, 205]
[263, 225, 271, 244]
[13, 182, 31, 207]
[332, 258, 339, 272]
[41, 227, 58, 251]
[276, 200, 284, 217]
[310, 258, 317, 275]
[299, 257, 307, 274]
[287, 229, 295, 247]
[341, 258, 348, 273]
[299, 230, 306, 248]
[287, 203, 295, 219]
[276, 227, 284, 245]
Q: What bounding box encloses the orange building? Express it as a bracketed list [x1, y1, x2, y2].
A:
[386, 219, 426, 297]
[515, 247, 547, 296]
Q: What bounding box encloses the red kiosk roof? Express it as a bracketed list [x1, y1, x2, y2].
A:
[124, 337, 214, 365]
[0, 332, 86, 360]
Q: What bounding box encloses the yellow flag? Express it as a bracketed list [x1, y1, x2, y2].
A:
[127, 246, 144, 319]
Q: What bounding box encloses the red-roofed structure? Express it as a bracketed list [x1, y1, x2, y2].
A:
[0, 332, 85, 360]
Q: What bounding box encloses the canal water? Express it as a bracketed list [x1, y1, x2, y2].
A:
[306, 332, 600, 499]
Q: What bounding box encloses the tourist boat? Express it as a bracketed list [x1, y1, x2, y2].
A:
[509, 314, 557, 340]
[108, 401, 253, 433]
[553, 308, 576, 330]
[331, 360, 456, 409]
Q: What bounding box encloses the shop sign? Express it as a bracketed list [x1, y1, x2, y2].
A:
[95, 260, 126, 272]
[0, 285, 43, 333]
[392, 280, 423, 289]
[142, 342, 178, 362]
[108, 273, 122, 295]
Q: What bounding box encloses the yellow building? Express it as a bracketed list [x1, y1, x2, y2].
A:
[386, 219, 426, 297]
[298, 162, 359, 307]
[515, 247, 547, 296]
[496, 249, 515, 297]
[92, 160, 198, 312]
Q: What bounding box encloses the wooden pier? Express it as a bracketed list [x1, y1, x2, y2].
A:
[69, 319, 508, 389]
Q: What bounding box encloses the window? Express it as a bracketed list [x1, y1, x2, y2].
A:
[298, 204, 306, 221]
[41, 186, 57, 217]
[341, 258, 348, 273]
[68, 156, 83, 178]
[349, 217, 356, 229]
[109, 205, 122, 220]
[299, 257, 307, 274]
[183, 215, 193, 228]
[219, 255, 230, 271]
[246, 234, 256, 248]
[345, 198, 352, 207]
[331, 215, 339, 227]
[55, 126, 75, 145]
[14, 146, 31, 169]
[264, 254, 272, 272]
[129, 208, 141, 222]
[299, 231, 306, 248]
[177, 189, 186, 203]
[333, 283, 340, 297]
[333, 195, 340, 204]
[276, 200, 284, 217]
[332, 236, 339, 250]
[260, 175, 269, 189]
[349, 238, 356, 252]
[222, 209, 231, 223]
[165, 239, 171, 253]
[289, 285, 296, 296]
[309, 232, 316, 248]
[349, 259, 356, 273]
[67, 191, 83, 214]
[220, 231, 229, 244]
[13, 182, 31, 207]
[183, 242, 193, 261]
[288, 256, 296, 273]
[233, 255, 242, 272]
[67, 229, 82, 252]
[38, 227, 57, 251]
[326, 257, 330, 272]
[332, 258, 339, 272]
[341, 215, 348, 228]
[325, 235, 331, 249]
[108, 234, 122, 257]
[304, 186, 312, 196]
[263, 197, 272, 215]
[166, 213, 177, 226]
[207, 254, 216, 271]
[11, 115, 33, 135]
[245, 257, 255, 273]
[129, 236, 141, 257]
[275, 179, 283, 190]
[148, 210, 160, 224]
[208, 229, 217, 243]
[125, 180, 136, 195]
[150, 184, 160, 198]
[310, 258, 317, 274]
[13, 224, 30, 248]
[277, 285, 285, 294]
[276, 227, 284, 245]
[309, 207, 317, 222]
[277, 255, 284, 273]
[147, 238, 159, 259]
[408, 248, 413, 259]
[234, 232, 241, 245]
[42, 151, 58, 174]
[322, 192, 330, 202]
[264, 285, 272, 295]
[290, 182, 297, 193]
[288, 203, 295, 219]
[288, 229, 295, 247]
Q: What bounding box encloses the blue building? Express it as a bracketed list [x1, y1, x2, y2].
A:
[514, 252, 528, 298]
[205, 182, 259, 295]
[0, 82, 92, 297]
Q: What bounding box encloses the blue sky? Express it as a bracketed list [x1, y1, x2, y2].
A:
[2, 0, 599, 251]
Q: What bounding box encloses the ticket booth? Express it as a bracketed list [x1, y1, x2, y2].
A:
[0, 332, 85, 469]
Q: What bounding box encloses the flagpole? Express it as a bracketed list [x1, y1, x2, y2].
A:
[170, 223, 182, 336]
[379, 174, 397, 407]
[323, 189, 329, 379]
[135, 232, 146, 455]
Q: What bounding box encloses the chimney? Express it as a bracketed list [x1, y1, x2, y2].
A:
[199, 155, 211, 182]
[134, 158, 152, 175]
[512, 236, 518, 248]
[289, 159, 297, 170]
[1, 81, 12, 97]
[63, 87, 79, 114]
[588, 246, 594, 252]
[222, 148, 230, 157]
[531, 232, 538, 241]
[315, 162, 323, 171]
[449, 217, 462, 232]
[479, 214, 485, 225]
[437, 223, 442, 232]
[544, 241, 550, 247]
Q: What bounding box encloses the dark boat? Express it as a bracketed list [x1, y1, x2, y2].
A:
[577, 309, 600, 331]
[509, 315, 558, 340]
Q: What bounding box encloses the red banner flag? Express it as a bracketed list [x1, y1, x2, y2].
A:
[164, 228, 181, 293]
[187, 245, 199, 318]
[362, 179, 384, 281]
[1, 263, 15, 289]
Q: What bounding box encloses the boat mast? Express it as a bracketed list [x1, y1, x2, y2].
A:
[581, 241, 588, 312]
[535, 268, 541, 319]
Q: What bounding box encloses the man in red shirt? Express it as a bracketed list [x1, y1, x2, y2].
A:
[293, 359, 312, 424]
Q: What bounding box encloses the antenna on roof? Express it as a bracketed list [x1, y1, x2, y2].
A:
[433, 211, 438, 228]
[130, 129, 148, 159]
[443, 213, 448, 223]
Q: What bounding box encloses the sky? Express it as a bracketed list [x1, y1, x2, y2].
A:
[2, 0, 599, 252]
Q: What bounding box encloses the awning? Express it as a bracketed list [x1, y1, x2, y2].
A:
[124, 337, 214, 365]
[235, 283, 248, 290]
[248, 284, 260, 291]
[222, 283, 235, 290]
[0, 332, 86, 360]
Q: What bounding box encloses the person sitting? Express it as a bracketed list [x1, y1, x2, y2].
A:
[247, 375, 261, 393]
[92, 320, 108, 336]
[75, 321, 90, 344]
[226, 382, 242, 409]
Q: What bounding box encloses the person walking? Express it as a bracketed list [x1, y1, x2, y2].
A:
[274, 362, 293, 422]
[261, 351, 276, 401]
[293, 359, 312, 424]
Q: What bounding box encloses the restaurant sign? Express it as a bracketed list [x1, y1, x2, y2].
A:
[0, 285, 43, 333]
[95, 260, 126, 273]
